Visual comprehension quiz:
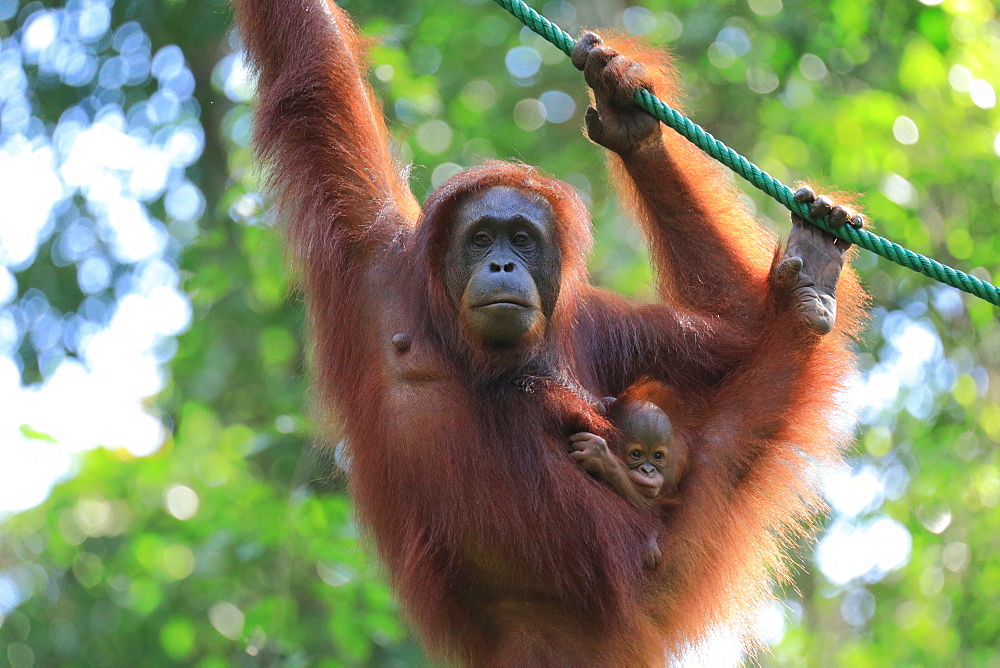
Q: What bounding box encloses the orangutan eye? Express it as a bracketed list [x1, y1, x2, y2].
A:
[512, 232, 531, 246]
[473, 231, 492, 246]
[630, 449, 643, 459]
[653, 452, 664, 461]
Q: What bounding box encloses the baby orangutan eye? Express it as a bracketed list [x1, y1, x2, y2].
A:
[630, 449, 643, 459]
[653, 452, 664, 461]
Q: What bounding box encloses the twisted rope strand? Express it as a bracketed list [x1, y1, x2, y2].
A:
[489, 0, 1000, 307]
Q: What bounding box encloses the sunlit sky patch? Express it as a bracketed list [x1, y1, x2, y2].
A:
[0, 1, 199, 514]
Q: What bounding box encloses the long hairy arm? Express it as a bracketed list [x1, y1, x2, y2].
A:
[575, 33, 774, 325]
[649, 261, 867, 652]
[232, 1, 418, 414]
[574, 288, 752, 398]
[233, 0, 419, 263]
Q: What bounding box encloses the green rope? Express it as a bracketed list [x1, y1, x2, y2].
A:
[490, 0, 1000, 308]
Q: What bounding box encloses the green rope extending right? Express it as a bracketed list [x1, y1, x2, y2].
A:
[491, 0, 1000, 308]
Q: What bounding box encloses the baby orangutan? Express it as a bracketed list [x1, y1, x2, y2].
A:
[570, 398, 689, 569]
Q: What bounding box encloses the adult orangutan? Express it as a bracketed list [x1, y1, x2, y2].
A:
[232, 1, 866, 664]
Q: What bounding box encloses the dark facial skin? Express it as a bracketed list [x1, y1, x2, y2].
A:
[444, 186, 562, 349]
[623, 438, 669, 498]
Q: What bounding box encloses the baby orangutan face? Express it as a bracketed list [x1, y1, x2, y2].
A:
[619, 401, 680, 499]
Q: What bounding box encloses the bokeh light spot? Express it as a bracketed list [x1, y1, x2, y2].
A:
[881, 173, 917, 207]
[209, 601, 245, 640]
[164, 484, 199, 521]
[513, 98, 545, 131]
[460, 80, 497, 113]
[0, 0, 16, 22]
[747, 66, 779, 94]
[892, 115, 919, 144]
[970, 79, 996, 108]
[416, 120, 453, 154]
[948, 64, 972, 92]
[505, 46, 541, 79]
[161, 545, 195, 580]
[748, 0, 783, 16]
[539, 90, 575, 123]
[623, 7, 658, 36]
[799, 53, 828, 81]
[431, 162, 463, 188]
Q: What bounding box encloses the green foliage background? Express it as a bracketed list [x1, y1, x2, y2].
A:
[1, 0, 999, 665]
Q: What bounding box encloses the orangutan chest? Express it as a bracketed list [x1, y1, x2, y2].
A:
[379, 316, 446, 387]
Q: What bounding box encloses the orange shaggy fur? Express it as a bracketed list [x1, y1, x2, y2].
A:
[233, 2, 867, 664]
